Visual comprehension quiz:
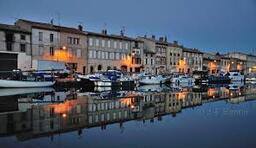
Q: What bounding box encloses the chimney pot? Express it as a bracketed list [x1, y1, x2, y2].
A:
[78, 25, 83, 31]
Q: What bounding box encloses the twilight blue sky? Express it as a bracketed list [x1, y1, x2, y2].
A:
[0, 0, 256, 53]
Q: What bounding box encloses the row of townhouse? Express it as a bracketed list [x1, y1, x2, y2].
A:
[0, 19, 255, 75]
[202, 52, 256, 75]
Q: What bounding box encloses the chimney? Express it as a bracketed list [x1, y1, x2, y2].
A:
[164, 36, 167, 42]
[159, 37, 164, 42]
[173, 40, 178, 45]
[120, 30, 124, 36]
[102, 29, 107, 35]
[78, 25, 83, 31]
[152, 35, 155, 39]
[50, 19, 54, 25]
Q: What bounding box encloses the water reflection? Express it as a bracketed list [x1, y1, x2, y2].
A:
[0, 83, 255, 143]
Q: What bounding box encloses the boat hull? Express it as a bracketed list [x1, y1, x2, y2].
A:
[0, 80, 55, 88]
[94, 81, 112, 87]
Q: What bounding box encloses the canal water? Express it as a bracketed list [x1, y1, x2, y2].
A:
[0, 83, 256, 148]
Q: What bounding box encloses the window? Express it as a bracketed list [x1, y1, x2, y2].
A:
[97, 51, 101, 59]
[89, 50, 93, 58]
[6, 43, 12, 51]
[115, 52, 120, 60]
[96, 39, 99, 46]
[101, 52, 105, 59]
[39, 32, 43, 41]
[68, 48, 73, 57]
[107, 40, 111, 48]
[105, 52, 109, 59]
[50, 47, 54, 56]
[50, 33, 54, 42]
[20, 44, 26, 52]
[110, 52, 115, 59]
[39, 45, 44, 55]
[145, 58, 148, 65]
[74, 38, 80, 44]
[119, 42, 122, 49]
[125, 43, 128, 50]
[89, 38, 93, 46]
[102, 40, 105, 47]
[114, 41, 117, 48]
[93, 50, 97, 58]
[76, 49, 81, 57]
[20, 34, 26, 40]
[68, 37, 72, 44]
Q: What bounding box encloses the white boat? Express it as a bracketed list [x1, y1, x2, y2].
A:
[0, 79, 55, 88]
[0, 87, 55, 97]
[227, 71, 244, 82]
[246, 74, 256, 82]
[137, 85, 169, 92]
[77, 73, 112, 87]
[139, 75, 169, 85]
[228, 82, 244, 90]
[171, 75, 195, 85]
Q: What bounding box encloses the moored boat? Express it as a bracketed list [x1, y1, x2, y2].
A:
[0, 80, 55, 88]
[226, 71, 244, 82]
[139, 74, 169, 85]
[208, 75, 231, 84]
[0, 70, 55, 88]
[171, 75, 195, 85]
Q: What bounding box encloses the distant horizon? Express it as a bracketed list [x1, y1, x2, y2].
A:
[1, 0, 255, 54]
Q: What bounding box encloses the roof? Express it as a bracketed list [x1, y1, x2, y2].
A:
[86, 31, 140, 42]
[0, 23, 30, 34]
[16, 19, 86, 35]
[183, 48, 203, 54]
[227, 52, 256, 58]
[138, 36, 168, 45]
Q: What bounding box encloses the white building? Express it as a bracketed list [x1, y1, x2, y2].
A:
[0, 23, 32, 72]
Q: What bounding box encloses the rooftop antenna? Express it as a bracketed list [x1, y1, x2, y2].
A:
[55, 12, 61, 26]
[103, 22, 107, 30]
[121, 26, 125, 36]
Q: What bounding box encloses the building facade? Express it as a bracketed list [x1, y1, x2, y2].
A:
[226, 52, 256, 74]
[138, 36, 168, 75]
[0, 23, 32, 72]
[166, 41, 183, 73]
[87, 30, 143, 73]
[181, 48, 203, 74]
[15, 19, 87, 73]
